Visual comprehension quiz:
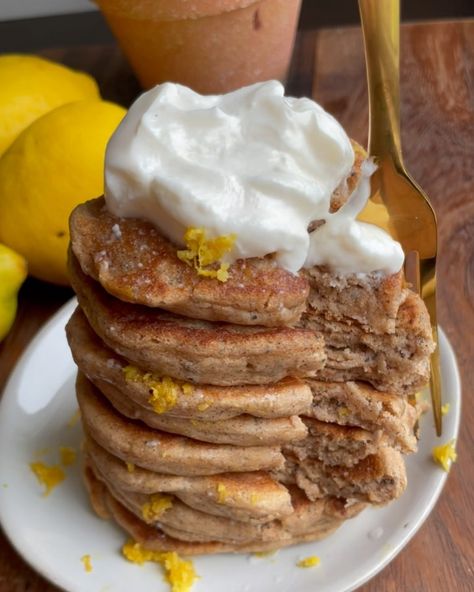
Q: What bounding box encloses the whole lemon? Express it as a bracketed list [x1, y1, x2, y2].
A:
[0, 100, 126, 285]
[0, 54, 100, 157]
[0, 243, 27, 341]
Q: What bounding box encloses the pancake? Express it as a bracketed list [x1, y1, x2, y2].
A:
[84, 463, 347, 554]
[284, 418, 389, 467]
[70, 197, 309, 326]
[77, 373, 284, 475]
[329, 139, 367, 212]
[69, 255, 326, 385]
[85, 437, 293, 523]
[302, 291, 434, 395]
[89, 461, 365, 546]
[278, 447, 407, 505]
[307, 380, 418, 452]
[66, 307, 313, 420]
[94, 376, 307, 446]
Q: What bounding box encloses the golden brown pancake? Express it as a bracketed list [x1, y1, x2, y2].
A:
[93, 376, 308, 446]
[85, 437, 293, 523]
[69, 254, 326, 386]
[85, 461, 365, 548]
[69, 197, 309, 326]
[77, 373, 285, 475]
[84, 463, 347, 554]
[66, 307, 313, 420]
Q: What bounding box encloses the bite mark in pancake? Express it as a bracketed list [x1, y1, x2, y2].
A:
[307, 380, 418, 452]
[301, 291, 434, 395]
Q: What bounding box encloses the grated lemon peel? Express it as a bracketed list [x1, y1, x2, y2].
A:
[177, 227, 236, 282]
[29, 461, 65, 496]
[122, 365, 193, 414]
[122, 540, 199, 592]
[142, 493, 173, 522]
[441, 403, 450, 416]
[432, 439, 457, 472]
[126, 462, 135, 473]
[81, 554, 93, 573]
[59, 446, 76, 466]
[216, 483, 227, 503]
[297, 555, 321, 568]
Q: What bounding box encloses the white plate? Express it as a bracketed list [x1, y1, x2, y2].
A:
[0, 298, 461, 592]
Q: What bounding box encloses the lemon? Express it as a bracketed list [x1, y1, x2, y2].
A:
[0, 54, 100, 157]
[0, 243, 27, 341]
[0, 100, 126, 285]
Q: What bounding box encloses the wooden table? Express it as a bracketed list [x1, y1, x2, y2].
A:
[0, 19, 473, 592]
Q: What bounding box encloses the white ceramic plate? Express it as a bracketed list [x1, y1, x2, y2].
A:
[0, 298, 461, 592]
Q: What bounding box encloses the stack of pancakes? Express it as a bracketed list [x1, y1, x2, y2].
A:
[66, 179, 433, 554]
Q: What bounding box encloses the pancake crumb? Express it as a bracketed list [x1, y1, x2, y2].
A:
[177, 227, 236, 282]
[30, 461, 65, 496]
[432, 439, 457, 472]
[142, 494, 173, 522]
[122, 540, 199, 592]
[297, 555, 320, 568]
[81, 554, 93, 573]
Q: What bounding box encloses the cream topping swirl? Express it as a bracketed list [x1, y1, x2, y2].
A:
[105, 81, 403, 275]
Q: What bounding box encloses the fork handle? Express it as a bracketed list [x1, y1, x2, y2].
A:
[359, 0, 403, 167]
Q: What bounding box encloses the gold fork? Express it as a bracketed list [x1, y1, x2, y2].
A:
[358, 0, 442, 435]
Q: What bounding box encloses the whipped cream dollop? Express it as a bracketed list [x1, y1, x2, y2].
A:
[105, 81, 403, 275]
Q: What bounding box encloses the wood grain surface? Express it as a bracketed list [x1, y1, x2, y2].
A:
[0, 20, 473, 592]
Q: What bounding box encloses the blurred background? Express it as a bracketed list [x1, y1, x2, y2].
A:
[0, 0, 472, 52]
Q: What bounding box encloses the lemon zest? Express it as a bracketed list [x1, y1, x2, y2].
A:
[123, 366, 194, 414]
[432, 439, 457, 472]
[59, 446, 76, 467]
[253, 550, 278, 558]
[338, 407, 350, 417]
[142, 494, 173, 522]
[81, 554, 93, 573]
[250, 493, 260, 506]
[122, 540, 199, 592]
[197, 401, 211, 412]
[216, 483, 227, 504]
[30, 461, 65, 496]
[126, 462, 135, 473]
[441, 403, 450, 416]
[177, 227, 236, 283]
[182, 383, 194, 396]
[297, 555, 321, 568]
